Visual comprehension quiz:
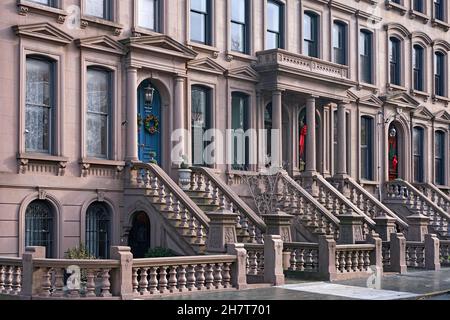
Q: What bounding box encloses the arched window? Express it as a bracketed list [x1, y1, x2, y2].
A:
[26, 56, 55, 154]
[389, 37, 401, 86]
[86, 67, 112, 159]
[388, 123, 400, 181]
[231, 93, 249, 170]
[435, 52, 446, 97]
[265, 103, 273, 166]
[413, 45, 425, 91]
[360, 30, 373, 84]
[435, 130, 446, 185]
[361, 116, 374, 180]
[333, 21, 347, 65]
[304, 11, 319, 58]
[86, 202, 111, 259]
[191, 85, 211, 166]
[25, 200, 54, 258]
[413, 126, 425, 183]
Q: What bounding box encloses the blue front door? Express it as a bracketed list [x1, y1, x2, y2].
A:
[138, 80, 162, 164]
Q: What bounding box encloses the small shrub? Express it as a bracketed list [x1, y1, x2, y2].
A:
[65, 243, 96, 260]
[144, 247, 178, 258]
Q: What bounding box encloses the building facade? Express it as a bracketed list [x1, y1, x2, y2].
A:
[0, 0, 449, 258]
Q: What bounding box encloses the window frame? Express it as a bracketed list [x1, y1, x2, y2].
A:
[413, 44, 426, 92]
[412, 126, 425, 183]
[359, 29, 374, 85]
[85, 202, 112, 259]
[84, 0, 112, 21]
[231, 92, 250, 170]
[389, 36, 402, 86]
[265, 0, 285, 50]
[133, 0, 163, 35]
[303, 11, 319, 58]
[360, 116, 375, 181]
[230, 0, 250, 54]
[434, 130, 447, 186]
[332, 20, 348, 66]
[434, 50, 447, 97]
[189, 0, 213, 45]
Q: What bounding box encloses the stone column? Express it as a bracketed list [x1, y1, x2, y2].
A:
[366, 232, 384, 278]
[262, 211, 294, 242]
[406, 213, 430, 242]
[263, 235, 285, 286]
[336, 102, 347, 177]
[271, 90, 283, 168]
[374, 215, 397, 242]
[318, 235, 337, 281]
[206, 210, 238, 253]
[21, 246, 46, 298]
[110, 246, 134, 300]
[226, 243, 248, 290]
[305, 96, 317, 173]
[126, 67, 139, 162]
[425, 234, 441, 271]
[338, 213, 365, 244]
[173, 76, 186, 167]
[389, 233, 407, 274]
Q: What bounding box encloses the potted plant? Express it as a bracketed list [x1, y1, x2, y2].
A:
[149, 151, 158, 164]
[178, 155, 192, 190]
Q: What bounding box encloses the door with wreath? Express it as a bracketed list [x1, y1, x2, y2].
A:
[137, 80, 162, 164]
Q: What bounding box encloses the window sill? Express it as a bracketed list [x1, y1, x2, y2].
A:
[81, 15, 123, 36]
[432, 94, 450, 106]
[410, 89, 430, 101]
[17, 153, 68, 176]
[387, 83, 407, 92]
[187, 42, 220, 59]
[80, 158, 125, 178]
[358, 180, 380, 187]
[385, 1, 407, 16]
[431, 18, 450, 31]
[225, 51, 257, 63]
[357, 82, 379, 93]
[409, 10, 430, 23]
[17, 0, 67, 23]
[131, 26, 163, 38]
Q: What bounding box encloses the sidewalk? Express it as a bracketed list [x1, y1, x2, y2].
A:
[154, 268, 450, 300]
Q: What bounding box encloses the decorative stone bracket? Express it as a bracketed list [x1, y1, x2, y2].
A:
[17, 1, 67, 24]
[17, 154, 68, 176]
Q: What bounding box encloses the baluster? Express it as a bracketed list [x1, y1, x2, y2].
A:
[339, 251, 346, 273]
[186, 265, 196, 291]
[335, 251, 340, 273]
[11, 266, 22, 295]
[85, 269, 96, 298]
[40, 267, 51, 297]
[196, 224, 206, 245]
[345, 251, 352, 273]
[188, 215, 197, 237]
[196, 264, 206, 290]
[364, 251, 371, 271]
[258, 252, 265, 275]
[305, 249, 313, 271]
[168, 266, 178, 293]
[165, 192, 174, 212]
[177, 265, 187, 292]
[358, 250, 365, 271]
[205, 178, 213, 198]
[352, 251, 358, 272]
[139, 268, 149, 295]
[411, 247, 418, 267]
[52, 268, 64, 298]
[150, 176, 159, 197]
[0, 266, 5, 292]
[180, 207, 189, 229]
[190, 172, 198, 191]
[158, 266, 169, 294]
[148, 267, 159, 294]
[100, 269, 112, 297]
[248, 251, 258, 275]
[289, 251, 297, 271]
[131, 268, 139, 294]
[213, 263, 223, 289]
[222, 263, 231, 288]
[171, 200, 181, 222]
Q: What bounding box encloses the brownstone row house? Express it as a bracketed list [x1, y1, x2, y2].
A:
[0, 0, 449, 258]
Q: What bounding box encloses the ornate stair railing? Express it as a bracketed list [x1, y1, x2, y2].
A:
[413, 183, 450, 215]
[333, 177, 409, 231]
[385, 180, 450, 238]
[280, 174, 341, 240]
[296, 174, 376, 240]
[190, 167, 266, 244]
[129, 162, 210, 251]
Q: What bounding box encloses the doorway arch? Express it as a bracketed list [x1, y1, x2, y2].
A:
[128, 212, 151, 258]
[387, 121, 405, 181]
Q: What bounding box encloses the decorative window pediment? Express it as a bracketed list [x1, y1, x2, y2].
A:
[13, 22, 73, 45]
[76, 35, 126, 55]
[226, 65, 259, 82]
[347, 90, 383, 107]
[188, 57, 226, 75]
[434, 110, 450, 123]
[122, 35, 197, 60]
[381, 92, 421, 109]
[412, 105, 434, 120]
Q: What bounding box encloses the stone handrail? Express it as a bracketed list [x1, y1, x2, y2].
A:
[191, 166, 266, 243]
[132, 255, 237, 295]
[243, 244, 264, 276]
[256, 49, 350, 79]
[281, 174, 340, 239]
[413, 182, 450, 214]
[405, 242, 425, 268]
[0, 258, 23, 296]
[440, 240, 450, 266]
[130, 162, 209, 247]
[283, 242, 320, 272]
[341, 177, 408, 229]
[335, 244, 376, 274]
[303, 174, 376, 239]
[385, 180, 450, 238]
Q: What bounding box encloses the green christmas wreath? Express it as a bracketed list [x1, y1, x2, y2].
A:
[144, 114, 159, 135]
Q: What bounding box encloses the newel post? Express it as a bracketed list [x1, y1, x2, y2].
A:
[318, 235, 337, 281]
[110, 246, 134, 300]
[389, 233, 407, 274]
[425, 234, 441, 271]
[263, 235, 285, 286]
[227, 243, 247, 290]
[21, 246, 46, 299]
[366, 232, 383, 277]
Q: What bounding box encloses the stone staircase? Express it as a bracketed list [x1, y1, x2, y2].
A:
[384, 179, 450, 240]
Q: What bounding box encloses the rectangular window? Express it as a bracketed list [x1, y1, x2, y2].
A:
[413, 127, 425, 183]
[30, 0, 56, 7]
[360, 31, 373, 84]
[231, 0, 248, 53]
[303, 12, 318, 58]
[361, 116, 374, 180]
[25, 57, 54, 154]
[435, 131, 446, 185]
[191, 86, 210, 166]
[389, 38, 401, 86]
[333, 22, 347, 65]
[138, 0, 159, 31]
[87, 68, 111, 159]
[413, 45, 424, 91]
[266, 0, 283, 49]
[190, 0, 211, 45]
[413, 0, 424, 12]
[435, 0, 444, 21]
[85, 0, 111, 20]
[435, 52, 446, 96]
[231, 93, 249, 170]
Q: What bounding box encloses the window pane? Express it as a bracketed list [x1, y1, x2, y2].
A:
[191, 87, 209, 166]
[190, 11, 206, 43]
[191, 0, 207, 13]
[86, 0, 106, 19]
[26, 58, 53, 153]
[266, 31, 279, 50]
[31, 0, 52, 6]
[267, 1, 280, 32]
[231, 23, 245, 52]
[435, 131, 445, 185]
[25, 201, 53, 258]
[138, 0, 157, 30]
[86, 203, 111, 259]
[232, 94, 248, 169]
[231, 0, 246, 23]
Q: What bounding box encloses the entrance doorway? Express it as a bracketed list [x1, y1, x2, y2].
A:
[128, 212, 150, 258]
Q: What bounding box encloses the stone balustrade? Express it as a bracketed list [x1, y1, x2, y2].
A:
[190, 167, 266, 244]
[335, 245, 374, 274]
[283, 242, 319, 272]
[414, 183, 450, 215]
[406, 242, 426, 268]
[0, 258, 23, 296]
[382, 242, 392, 268]
[243, 244, 265, 276]
[129, 162, 210, 251]
[386, 180, 450, 238]
[440, 241, 450, 266]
